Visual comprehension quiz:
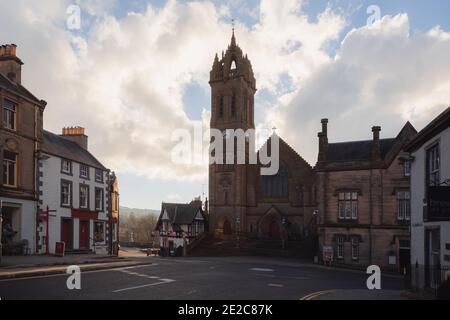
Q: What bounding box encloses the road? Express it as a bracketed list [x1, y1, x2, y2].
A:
[0, 256, 405, 300]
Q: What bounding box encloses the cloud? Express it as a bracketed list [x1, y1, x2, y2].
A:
[271, 13, 450, 166]
[0, 0, 346, 180]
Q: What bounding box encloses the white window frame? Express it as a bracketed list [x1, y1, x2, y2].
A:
[397, 191, 411, 221]
[80, 164, 89, 179]
[338, 192, 358, 221]
[61, 159, 72, 174]
[79, 184, 89, 209]
[95, 188, 104, 211]
[61, 180, 72, 207]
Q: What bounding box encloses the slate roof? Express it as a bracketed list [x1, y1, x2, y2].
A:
[405, 107, 450, 152]
[327, 138, 396, 162]
[42, 130, 107, 170]
[0, 73, 46, 107]
[157, 203, 204, 228]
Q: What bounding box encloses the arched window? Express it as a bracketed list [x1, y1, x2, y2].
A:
[218, 95, 224, 118]
[262, 167, 289, 198]
[231, 59, 237, 70]
[231, 93, 236, 117]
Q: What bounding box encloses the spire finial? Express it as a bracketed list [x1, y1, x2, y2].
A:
[231, 18, 236, 46]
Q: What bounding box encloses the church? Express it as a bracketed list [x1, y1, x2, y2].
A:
[206, 31, 415, 274]
[208, 31, 317, 241]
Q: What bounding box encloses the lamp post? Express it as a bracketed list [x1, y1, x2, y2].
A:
[236, 216, 240, 249]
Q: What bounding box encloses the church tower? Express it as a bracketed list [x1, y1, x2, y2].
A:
[208, 30, 257, 237]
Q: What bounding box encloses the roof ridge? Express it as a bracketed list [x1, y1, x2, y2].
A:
[258, 134, 313, 170]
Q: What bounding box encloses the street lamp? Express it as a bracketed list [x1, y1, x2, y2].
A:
[236, 216, 240, 249]
[281, 217, 286, 250]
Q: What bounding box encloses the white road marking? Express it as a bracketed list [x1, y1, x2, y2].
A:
[0, 264, 155, 282]
[250, 268, 274, 272]
[113, 268, 176, 293]
[113, 280, 175, 293]
[268, 283, 284, 288]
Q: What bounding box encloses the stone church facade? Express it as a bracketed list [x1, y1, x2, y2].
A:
[208, 33, 317, 241]
[207, 32, 417, 272]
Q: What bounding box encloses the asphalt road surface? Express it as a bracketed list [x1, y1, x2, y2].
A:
[0, 256, 404, 300]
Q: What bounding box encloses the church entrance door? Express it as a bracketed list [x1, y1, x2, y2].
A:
[223, 220, 232, 235]
[268, 221, 280, 239]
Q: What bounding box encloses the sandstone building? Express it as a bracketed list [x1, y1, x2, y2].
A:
[208, 32, 317, 242]
[316, 119, 417, 271]
[0, 44, 46, 254]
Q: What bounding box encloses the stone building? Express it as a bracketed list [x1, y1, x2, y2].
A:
[208, 32, 317, 241]
[0, 44, 46, 255]
[316, 119, 417, 272]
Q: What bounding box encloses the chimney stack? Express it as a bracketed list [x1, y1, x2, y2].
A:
[0, 44, 23, 84]
[61, 126, 88, 150]
[372, 126, 381, 160]
[318, 119, 329, 163]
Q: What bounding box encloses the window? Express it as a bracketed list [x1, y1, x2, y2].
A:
[397, 191, 411, 221]
[61, 180, 72, 207]
[2, 99, 16, 130]
[79, 184, 89, 209]
[80, 164, 89, 179]
[95, 188, 104, 211]
[338, 192, 358, 220]
[426, 144, 440, 186]
[94, 221, 105, 243]
[95, 168, 103, 183]
[61, 159, 72, 175]
[351, 238, 359, 261]
[262, 167, 289, 198]
[218, 95, 224, 118]
[337, 236, 344, 259]
[231, 94, 236, 117]
[404, 160, 411, 177]
[3, 151, 17, 187]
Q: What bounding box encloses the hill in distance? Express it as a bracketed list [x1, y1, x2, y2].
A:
[119, 206, 160, 217]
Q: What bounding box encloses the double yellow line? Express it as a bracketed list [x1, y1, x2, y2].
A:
[300, 290, 336, 300]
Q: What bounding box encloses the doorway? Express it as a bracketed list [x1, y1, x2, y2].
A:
[399, 239, 411, 276]
[223, 219, 232, 235]
[425, 228, 441, 288]
[79, 220, 90, 250]
[61, 218, 73, 250]
[268, 220, 280, 239]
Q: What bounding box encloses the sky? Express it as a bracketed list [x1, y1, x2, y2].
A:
[1, 0, 450, 209]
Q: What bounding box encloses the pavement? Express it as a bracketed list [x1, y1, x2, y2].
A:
[0, 247, 153, 280]
[0, 255, 412, 300]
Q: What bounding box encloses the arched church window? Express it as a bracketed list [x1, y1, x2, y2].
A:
[224, 190, 229, 205]
[231, 93, 236, 117]
[261, 166, 289, 198]
[218, 95, 224, 118]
